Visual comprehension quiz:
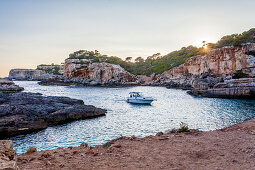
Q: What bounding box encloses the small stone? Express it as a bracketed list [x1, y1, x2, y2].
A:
[156, 132, 164, 136]
[93, 152, 99, 156]
[26, 147, 37, 154]
[85, 151, 94, 155]
[80, 142, 88, 148]
[112, 144, 121, 148]
[130, 136, 137, 140]
[73, 151, 78, 155]
[41, 152, 51, 158]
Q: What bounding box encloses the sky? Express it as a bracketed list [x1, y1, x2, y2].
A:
[1, 0, 255, 77]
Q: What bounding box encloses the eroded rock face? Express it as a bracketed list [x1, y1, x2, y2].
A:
[0, 140, 18, 170]
[156, 44, 255, 89]
[64, 61, 138, 85]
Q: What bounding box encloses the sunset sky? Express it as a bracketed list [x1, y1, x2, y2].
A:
[1, 0, 255, 77]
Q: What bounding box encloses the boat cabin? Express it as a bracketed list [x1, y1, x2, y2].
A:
[129, 92, 143, 98]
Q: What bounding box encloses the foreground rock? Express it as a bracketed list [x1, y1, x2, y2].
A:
[17, 118, 255, 169]
[0, 140, 18, 170]
[0, 80, 106, 138]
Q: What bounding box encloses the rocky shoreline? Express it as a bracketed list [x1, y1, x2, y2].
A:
[187, 78, 255, 99]
[13, 116, 255, 169]
[38, 79, 139, 87]
[0, 79, 107, 139]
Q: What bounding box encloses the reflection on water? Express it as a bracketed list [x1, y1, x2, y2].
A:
[10, 81, 255, 154]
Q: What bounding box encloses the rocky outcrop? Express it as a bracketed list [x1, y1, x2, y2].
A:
[0, 79, 24, 92]
[64, 60, 138, 85]
[40, 61, 139, 86]
[0, 140, 18, 170]
[9, 69, 47, 81]
[188, 78, 255, 98]
[0, 80, 106, 138]
[155, 44, 255, 98]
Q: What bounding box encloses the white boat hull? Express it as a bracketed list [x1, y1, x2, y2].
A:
[127, 97, 154, 104]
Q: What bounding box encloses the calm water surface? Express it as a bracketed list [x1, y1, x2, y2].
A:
[10, 81, 255, 154]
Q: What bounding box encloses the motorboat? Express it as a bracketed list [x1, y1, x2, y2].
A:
[126, 92, 155, 104]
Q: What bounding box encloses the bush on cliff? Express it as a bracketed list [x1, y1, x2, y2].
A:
[232, 70, 249, 79]
[215, 28, 255, 48]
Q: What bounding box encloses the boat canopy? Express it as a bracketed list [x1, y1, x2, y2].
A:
[129, 92, 141, 94]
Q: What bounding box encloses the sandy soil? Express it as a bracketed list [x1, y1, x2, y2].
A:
[17, 118, 255, 170]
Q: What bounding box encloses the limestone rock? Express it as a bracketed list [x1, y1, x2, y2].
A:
[157, 44, 255, 86]
[0, 140, 18, 170]
[188, 78, 255, 99]
[155, 43, 255, 98]
[64, 61, 138, 85]
[26, 147, 37, 154]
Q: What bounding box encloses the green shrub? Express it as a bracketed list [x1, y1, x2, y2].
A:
[232, 70, 249, 79]
[177, 122, 189, 132]
[165, 122, 190, 134]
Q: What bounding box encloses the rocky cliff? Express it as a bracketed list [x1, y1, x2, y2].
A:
[155, 43, 255, 98]
[63, 60, 138, 85]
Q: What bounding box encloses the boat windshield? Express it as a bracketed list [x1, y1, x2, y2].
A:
[130, 92, 143, 97]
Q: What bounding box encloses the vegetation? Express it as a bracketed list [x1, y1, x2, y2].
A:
[214, 28, 255, 48]
[165, 122, 190, 134]
[67, 28, 255, 76]
[232, 70, 249, 79]
[68, 46, 205, 76]
[36, 64, 63, 75]
[102, 135, 125, 148]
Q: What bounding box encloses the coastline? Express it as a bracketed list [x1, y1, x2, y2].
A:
[17, 116, 255, 169]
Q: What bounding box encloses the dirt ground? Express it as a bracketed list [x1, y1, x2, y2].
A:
[17, 118, 255, 170]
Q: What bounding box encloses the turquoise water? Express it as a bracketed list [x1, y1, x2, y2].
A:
[10, 81, 255, 154]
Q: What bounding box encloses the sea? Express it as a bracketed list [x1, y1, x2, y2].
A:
[9, 81, 255, 154]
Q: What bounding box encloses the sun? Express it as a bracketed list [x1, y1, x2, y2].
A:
[193, 37, 216, 48]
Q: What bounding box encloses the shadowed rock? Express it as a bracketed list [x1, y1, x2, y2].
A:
[0, 80, 106, 138]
